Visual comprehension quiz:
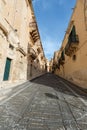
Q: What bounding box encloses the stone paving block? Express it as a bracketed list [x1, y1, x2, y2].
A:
[0, 73, 87, 129]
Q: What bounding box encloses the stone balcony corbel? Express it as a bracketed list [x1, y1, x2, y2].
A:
[16, 45, 27, 56]
[30, 29, 39, 42]
[29, 47, 37, 60]
[29, 18, 40, 43]
[65, 34, 79, 56]
[37, 53, 44, 63]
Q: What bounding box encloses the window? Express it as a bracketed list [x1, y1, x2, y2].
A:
[68, 25, 76, 43]
[68, 25, 79, 44]
[72, 54, 76, 61]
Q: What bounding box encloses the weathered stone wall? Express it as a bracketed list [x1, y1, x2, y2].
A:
[55, 0, 87, 88]
[0, 0, 46, 83]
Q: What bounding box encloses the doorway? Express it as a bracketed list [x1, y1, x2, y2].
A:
[3, 58, 12, 81]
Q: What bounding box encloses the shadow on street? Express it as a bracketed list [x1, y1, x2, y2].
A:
[30, 73, 87, 99]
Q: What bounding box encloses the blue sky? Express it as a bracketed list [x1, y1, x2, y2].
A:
[33, 0, 76, 60]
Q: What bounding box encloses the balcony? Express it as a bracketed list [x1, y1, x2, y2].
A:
[57, 61, 60, 69]
[52, 64, 57, 71]
[65, 44, 71, 56]
[29, 18, 40, 43]
[29, 47, 37, 60]
[58, 58, 64, 66]
[16, 45, 26, 56]
[65, 34, 79, 56]
[30, 30, 39, 42]
[29, 21, 37, 28]
[65, 25, 79, 56]
[69, 34, 79, 47]
[58, 51, 65, 66]
[37, 47, 42, 54]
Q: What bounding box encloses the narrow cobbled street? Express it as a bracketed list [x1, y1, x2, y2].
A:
[0, 73, 87, 130]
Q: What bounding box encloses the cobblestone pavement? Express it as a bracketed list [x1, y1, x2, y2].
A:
[0, 73, 87, 130]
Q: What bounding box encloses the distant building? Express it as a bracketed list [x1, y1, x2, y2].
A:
[45, 59, 50, 72]
[52, 51, 59, 73]
[49, 58, 53, 72]
[53, 0, 87, 87]
[0, 0, 46, 83]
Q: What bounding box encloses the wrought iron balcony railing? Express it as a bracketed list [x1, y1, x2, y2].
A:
[65, 34, 79, 56]
[68, 34, 79, 46]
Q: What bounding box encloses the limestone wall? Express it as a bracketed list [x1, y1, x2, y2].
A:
[55, 0, 87, 88]
[0, 0, 46, 83]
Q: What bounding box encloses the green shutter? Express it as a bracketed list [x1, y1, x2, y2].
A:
[69, 25, 77, 43]
[72, 25, 76, 36]
[3, 58, 11, 81]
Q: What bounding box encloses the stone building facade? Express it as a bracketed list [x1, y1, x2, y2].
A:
[0, 0, 46, 83]
[27, 2, 46, 80]
[53, 0, 87, 87]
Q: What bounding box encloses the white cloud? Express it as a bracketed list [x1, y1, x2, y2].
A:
[43, 39, 60, 60]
